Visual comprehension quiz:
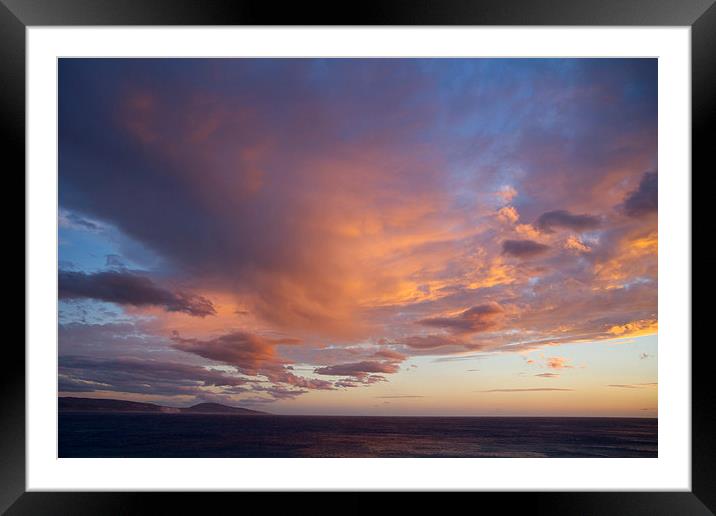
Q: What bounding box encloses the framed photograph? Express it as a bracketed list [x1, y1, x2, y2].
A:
[8, 0, 709, 512]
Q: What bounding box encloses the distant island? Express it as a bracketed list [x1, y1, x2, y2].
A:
[59, 396, 269, 415]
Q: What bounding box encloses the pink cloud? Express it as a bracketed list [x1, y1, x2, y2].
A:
[546, 357, 573, 370]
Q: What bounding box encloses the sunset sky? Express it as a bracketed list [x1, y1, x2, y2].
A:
[58, 58, 657, 416]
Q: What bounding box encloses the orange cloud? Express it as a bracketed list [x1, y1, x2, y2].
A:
[546, 357, 573, 370]
[171, 331, 296, 376]
[419, 303, 505, 334]
[497, 206, 519, 224]
[608, 319, 658, 338]
[564, 235, 591, 253]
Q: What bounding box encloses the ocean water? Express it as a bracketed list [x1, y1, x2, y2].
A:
[58, 414, 657, 458]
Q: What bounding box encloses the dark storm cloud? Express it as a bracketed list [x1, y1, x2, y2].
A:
[622, 171, 658, 217]
[58, 354, 330, 401]
[59, 270, 216, 317]
[501, 239, 550, 258]
[58, 355, 248, 396]
[535, 210, 601, 233]
[419, 303, 504, 334]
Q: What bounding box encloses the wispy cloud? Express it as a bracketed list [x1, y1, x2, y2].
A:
[607, 382, 657, 389]
[375, 395, 425, 399]
[59, 270, 216, 317]
[479, 388, 575, 393]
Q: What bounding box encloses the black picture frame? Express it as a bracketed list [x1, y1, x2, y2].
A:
[6, 0, 709, 513]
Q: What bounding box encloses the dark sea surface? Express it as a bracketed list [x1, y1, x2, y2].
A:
[58, 413, 657, 458]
